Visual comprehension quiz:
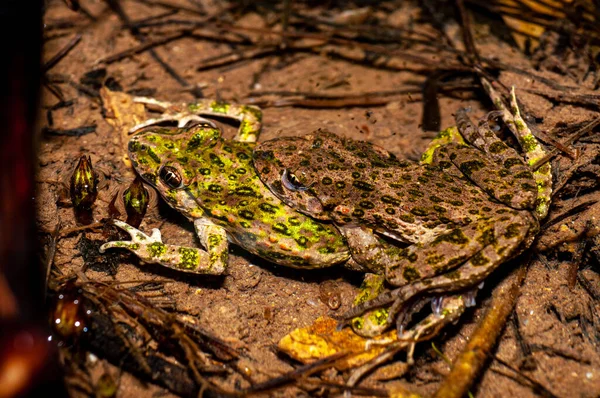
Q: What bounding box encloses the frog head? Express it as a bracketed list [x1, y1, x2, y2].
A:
[127, 125, 221, 219]
[253, 135, 332, 220]
[254, 129, 403, 223]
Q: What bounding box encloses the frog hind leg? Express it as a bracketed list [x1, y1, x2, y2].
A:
[343, 223, 485, 336]
[434, 141, 537, 210]
[341, 209, 535, 327]
[99, 219, 228, 274]
[480, 81, 552, 218]
[130, 97, 262, 143]
[384, 213, 525, 287]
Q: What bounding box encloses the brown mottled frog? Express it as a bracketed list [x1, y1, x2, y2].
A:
[253, 88, 551, 333]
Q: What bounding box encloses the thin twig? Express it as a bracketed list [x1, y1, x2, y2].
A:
[42, 33, 82, 72]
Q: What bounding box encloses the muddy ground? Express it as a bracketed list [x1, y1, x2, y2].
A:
[39, 0, 600, 397]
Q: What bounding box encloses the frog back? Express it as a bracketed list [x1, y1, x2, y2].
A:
[254, 130, 502, 244]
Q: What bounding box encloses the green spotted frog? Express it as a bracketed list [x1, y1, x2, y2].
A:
[100, 98, 354, 274]
[253, 89, 551, 334]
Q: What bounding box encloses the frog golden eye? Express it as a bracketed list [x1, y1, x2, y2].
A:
[281, 169, 310, 192]
[159, 166, 183, 189]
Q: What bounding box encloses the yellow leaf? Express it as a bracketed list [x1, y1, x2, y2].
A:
[278, 316, 397, 370]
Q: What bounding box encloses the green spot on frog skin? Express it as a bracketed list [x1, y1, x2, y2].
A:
[489, 141, 508, 153]
[352, 180, 375, 191]
[208, 184, 222, 193]
[210, 101, 230, 113]
[318, 246, 335, 254]
[477, 228, 496, 246]
[240, 105, 263, 121]
[410, 207, 428, 216]
[352, 317, 364, 330]
[352, 208, 365, 217]
[402, 266, 421, 282]
[149, 242, 167, 257]
[235, 186, 257, 196]
[470, 252, 490, 266]
[521, 183, 536, 191]
[381, 195, 401, 206]
[444, 270, 461, 280]
[258, 203, 278, 213]
[322, 177, 333, 185]
[504, 223, 523, 239]
[128, 140, 141, 152]
[141, 172, 157, 185]
[209, 153, 225, 167]
[296, 236, 308, 247]
[426, 254, 445, 265]
[432, 229, 469, 246]
[288, 217, 301, 226]
[239, 120, 255, 138]
[504, 158, 521, 169]
[272, 223, 291, 235]
[399, 214, 415, 223]
[239, 210, 254, 220]
[367, 308, 389, 326]
[178, 247, 200, 270]
[514, 171, 533, 179]
[499, 193, 514, 203]
[237, 151, 250, 160]
[359, 200, 375, 209]
[147, 148, 161, 163]
[459, 160, 486, 176]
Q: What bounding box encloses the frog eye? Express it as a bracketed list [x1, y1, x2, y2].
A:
[159, 165, 183, 189]
[281, 169, 310, 192]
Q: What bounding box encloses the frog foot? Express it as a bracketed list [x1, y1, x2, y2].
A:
[100, 220, 227, 275]
[129, 97, 262, 143]
[129, 97, 218, 133]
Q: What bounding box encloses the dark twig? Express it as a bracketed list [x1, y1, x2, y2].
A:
[98, 30, 190, 64]
[105, 0, 203, 97]
[248, 88, 420, 108]
[456, 0, 480, 64]
[42, 33, 82, 72]
[43, 125, 97, 137]
[531, 117, 600, 172]
[242, 352, 349, 395]
[493, 356, 559, 398]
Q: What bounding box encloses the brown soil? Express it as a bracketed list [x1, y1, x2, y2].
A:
[39, 1, 600, 397]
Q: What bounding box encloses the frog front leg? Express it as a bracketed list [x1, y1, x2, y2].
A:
[129, 97, 262, 143]
[99, 219, 228, 274]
